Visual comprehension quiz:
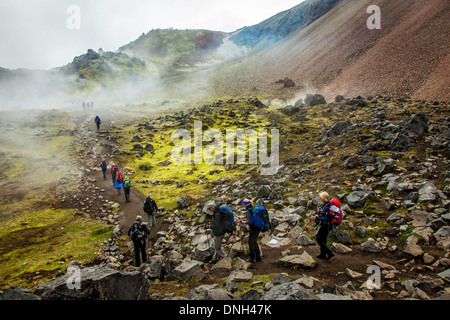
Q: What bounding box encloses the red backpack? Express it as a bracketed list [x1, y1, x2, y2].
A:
[329, 198, 343, 227]
[116, 170, 122, 182]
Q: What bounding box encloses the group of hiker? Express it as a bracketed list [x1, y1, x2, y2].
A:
[126, 190, 343, 267]
[207, 191, 342, 265]
[82, 101, 94, 111]
[99, 159, 131, 201]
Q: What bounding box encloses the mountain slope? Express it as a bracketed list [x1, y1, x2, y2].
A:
[119, 29, 227, 70]
[230, 0, 341, 49]
[210, 0, 450, 101]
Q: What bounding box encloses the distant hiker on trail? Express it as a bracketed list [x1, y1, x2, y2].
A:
[91, 101, 94, 109]
[311, 191, 335, 260]
[86, 101, 90, 110]
[128, 215, 150, 267]
[143, 194, 158, 228]
[242, 199, 270, 263]
[123, 177, 131, 202]
[114, 168, 123, 194]
[94, 115, 101, 131]
[100, 159, 108, 180]
[110, 164, 118, 187]
[210, 202, 236, 262]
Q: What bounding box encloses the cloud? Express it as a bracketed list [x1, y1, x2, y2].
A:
[0, 0, 303, 70]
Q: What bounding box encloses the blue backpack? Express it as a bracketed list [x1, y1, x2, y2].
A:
[250, 206, 271, 232]
[217, 204, 236, 234]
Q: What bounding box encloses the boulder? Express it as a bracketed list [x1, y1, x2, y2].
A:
[202, 289, 234, 300]
[407, 113, 429, 136]
[388, 133, 410, 152]
[330, 230, 353, 245]
[437, 269, 450, 282]
[346, 191, 373, 207]
[360, 241, 383, 253]
[35, 266, 150, 300]
[177, 196, 190, 209]
[332, 243, 353, 254]
[263, 282, 318, 300]
[327, 121, 352, 137]
[170, 259, 206, 281]
[278, 252, 316, 268]
[296, 234, 315, 246]
[305, 93, 326, 106]
[226, 270, 253, 283]
[403, 243, 423, 257]
[139, 255, 163, 279]
[0, 288, 41, 300]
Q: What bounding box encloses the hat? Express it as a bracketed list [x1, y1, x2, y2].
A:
[242, 199, 252, 206]
[136, 215, 143, 221]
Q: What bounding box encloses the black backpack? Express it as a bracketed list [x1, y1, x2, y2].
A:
[100, 161, 107, 171]
[130, 222, 144, 242]
[143, 197, 155, 213]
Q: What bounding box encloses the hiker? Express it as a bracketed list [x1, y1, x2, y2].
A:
[99, 159, 108, 180]
[110, 164, 118, 187]
[94, 115, 101, 131]
[91, 101, 94, 109]
[143, 194, 158, 229]
[128, 215, 150, 267]
[210, 202, 235, 262]
[311, 191, 335, 260]
[114, 168, 123, 194]
[123, 177, 131, 202]
[242, 199, 265, 263]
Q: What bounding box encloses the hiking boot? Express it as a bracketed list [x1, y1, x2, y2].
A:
[246, 258, 255, 263]
[326, 253, 335, 260]
[316, 254, 327, 260]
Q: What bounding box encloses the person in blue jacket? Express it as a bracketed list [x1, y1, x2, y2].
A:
[242, 199, 262, 263]
[94, 115, 101, 131]
[311, 191, 335, 260]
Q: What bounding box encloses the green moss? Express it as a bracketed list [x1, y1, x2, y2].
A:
[0, 208, 112, 289]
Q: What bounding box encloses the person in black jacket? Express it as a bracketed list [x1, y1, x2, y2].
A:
[210, 203, 228, 262]
[128, 215, 151, 267]
[143, 194, 158, 228]
[311, 192, 335, 260]
[242, 199, 262, 263]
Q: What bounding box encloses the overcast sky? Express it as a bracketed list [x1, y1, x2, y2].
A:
[0, 0, 304, 70]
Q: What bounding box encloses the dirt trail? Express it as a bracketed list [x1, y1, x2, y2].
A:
[80, 110, 166, 248]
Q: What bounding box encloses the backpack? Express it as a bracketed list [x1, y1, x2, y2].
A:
[94, 116, 101, 124]
[100, 161, 107, 171]
[143, 197, 155, 214]
[124, 179, 130, 188]
[116, 171, 122, 182]
[110, 165, 118, 174]
[329, 198, 343, 228]
[130, 222, 144, 242]
[217, 204, 236, 234]
[249, 206, 271, 232]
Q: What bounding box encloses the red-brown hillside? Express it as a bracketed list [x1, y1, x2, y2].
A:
[210, 0, 450, 101]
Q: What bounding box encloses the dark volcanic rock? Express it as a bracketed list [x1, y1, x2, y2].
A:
[34, 266, 150, 300]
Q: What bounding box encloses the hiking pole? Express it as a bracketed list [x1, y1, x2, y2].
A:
[205, 224, 214, 258]
[301, 216, 312, 234]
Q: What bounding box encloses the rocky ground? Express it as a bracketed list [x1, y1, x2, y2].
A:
[1, 94, 449, 301]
